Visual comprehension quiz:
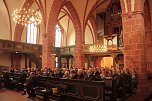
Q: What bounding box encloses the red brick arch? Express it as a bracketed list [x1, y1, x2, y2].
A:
[14, 0, 45, 42]
[42, 0, 64, 68]
[88, 15, 97, 42]
[14, 0, 34, 41]
[43, 0, 85, 68]
[64, 1, 85, 68]
[119, 0, 126, 14]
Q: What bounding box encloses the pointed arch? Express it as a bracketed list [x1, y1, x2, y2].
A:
[88, 15, 97, 42]
[64, 1, 85, 68]
[14, 0, 45, 42]
[14, 0, 34, 41]
[42, 0, 64, 68]
[43, 0, 85, 68]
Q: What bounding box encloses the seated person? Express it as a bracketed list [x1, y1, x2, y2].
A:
[73, 69, 84, 80]
[85, 69, 97, 80]
[18, 69, 27, 84]
[26, 72, 38, 98]
[68, 69, 76, 79]
[52, 68, 63, 78]
[62, 70, 70, 79]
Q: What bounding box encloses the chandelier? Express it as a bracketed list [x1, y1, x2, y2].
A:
[12, 8, 42, 26]
[89, 41, 107, 52]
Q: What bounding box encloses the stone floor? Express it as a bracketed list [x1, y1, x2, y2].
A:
[0, 88, 151, 101]
[125, 90, 151, 101]
[0, 88, 45, 101]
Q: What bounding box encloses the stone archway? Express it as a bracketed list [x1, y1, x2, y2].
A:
[43, 0, 85, 69]
[14, 0, 34, 41]
[88, 15, 97, 42]
[64, 1, 85, 68]
[14, 0, 45, 42]
[42, 0, 64, 69]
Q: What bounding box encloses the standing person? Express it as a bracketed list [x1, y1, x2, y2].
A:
[131, 69, 138, 92]
[26, 72, 38, 98]
[21, 69, 28, 95]
[3, 70, 10, 88]
[17, 69, 27, 91]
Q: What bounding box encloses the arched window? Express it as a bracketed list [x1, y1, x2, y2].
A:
[27, 16, 37, 44]
[55, 25, 61, 47]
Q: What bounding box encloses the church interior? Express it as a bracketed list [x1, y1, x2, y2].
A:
[0, 0, 152, 101]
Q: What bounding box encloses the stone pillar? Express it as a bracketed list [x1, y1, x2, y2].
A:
[25, 55, 27, 69]
[66, 57, 70, 69]
[42, 36, 55, 69]
[58, 56, 61, 68]
[74, 42, 85, 68]
[42, 0, 63, 70]
[94, 57, 103, 67]
[111, 54, 117, 67]
[144, 0, 152, 73]
[71, 57, 74, 68]
[29, 59, 31, 68]
[86, 56, 91, 69]
[122, 6, 148, 91]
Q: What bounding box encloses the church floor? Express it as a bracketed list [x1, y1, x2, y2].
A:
[0, 88, 151, 101]
[0, 88, 56, 101]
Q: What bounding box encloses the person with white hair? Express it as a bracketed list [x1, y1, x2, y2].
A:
[73, 69, 84, 80]
[62, 70, 70, 79]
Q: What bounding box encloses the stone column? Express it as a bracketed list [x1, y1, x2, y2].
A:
[122, 9, 148, 91]
[144, 0, 152, 73]
[42, 0, 63, 70]
[57, 56, 61, 68]
[86, 56, 91, 69]
[29, 59, 31, 68]
[25, 55, 27, 69]
[66, 57, 70, 69]
[74, 42, 85, 69]
[111, 54, 117, 67]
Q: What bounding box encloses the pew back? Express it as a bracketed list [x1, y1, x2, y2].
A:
[37, 76, 105, 101]
[103, 78, 117, 100]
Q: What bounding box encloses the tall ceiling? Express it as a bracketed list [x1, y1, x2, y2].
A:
[0, 0, 111, 45]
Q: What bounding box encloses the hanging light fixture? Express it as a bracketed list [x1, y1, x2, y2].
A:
[89, 41, 107, 52]
[12, 7, 42, 26]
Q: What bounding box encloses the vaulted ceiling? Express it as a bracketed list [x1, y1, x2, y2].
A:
[1, 0, 140, 46]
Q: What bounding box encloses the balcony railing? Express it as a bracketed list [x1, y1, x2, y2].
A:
[0, 39, 42, 53]
[0, 39, 122, 55]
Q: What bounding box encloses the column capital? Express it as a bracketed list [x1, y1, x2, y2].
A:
[121, 11, 145, 18]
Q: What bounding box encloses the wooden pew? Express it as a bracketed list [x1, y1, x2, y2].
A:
[36, 76, 105, 101]
[103, 78, 117, 101]
[63, 79, 105, 101]
[35, 76, 68, 101]
[7, 73, 21, 89]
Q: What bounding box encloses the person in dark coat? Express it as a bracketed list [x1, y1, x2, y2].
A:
[18, 70, 27, 84]
[73, 69, 84, 80]
[123, 69, 132, 94]
[3, 71, 10, 88]
[85, 69, 96, 80]
[17, 69, 27, 91]
[131, 69, 138, 91]
[52, 68, 63, 78]
[26, 72, 38, 98]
